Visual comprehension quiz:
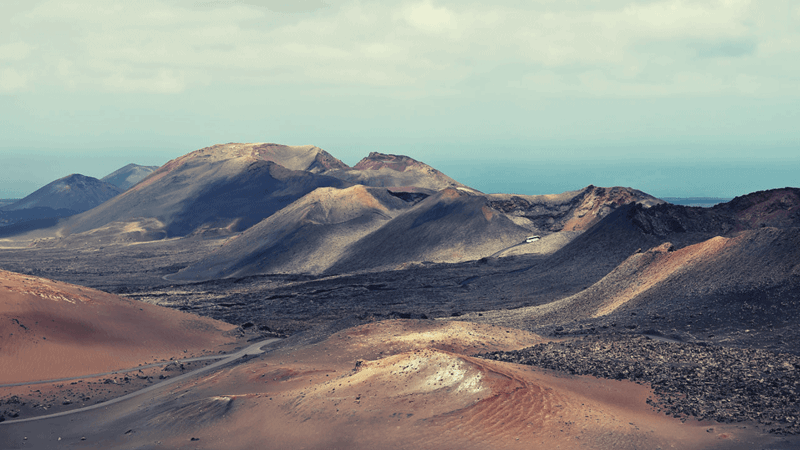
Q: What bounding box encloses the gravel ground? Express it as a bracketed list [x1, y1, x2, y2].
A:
[478, 333, 800, 435]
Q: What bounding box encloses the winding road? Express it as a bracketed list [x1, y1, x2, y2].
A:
[0, 338, 281, 425]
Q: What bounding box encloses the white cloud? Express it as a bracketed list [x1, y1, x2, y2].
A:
[402, 1, 456, 32]
[102, 69, 186, 93]
[0, 0, 797, 97]
[0, 42, 34, 61]
[0, 68, 28, 93]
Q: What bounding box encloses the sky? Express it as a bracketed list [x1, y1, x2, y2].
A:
[1, 0, 799, 198]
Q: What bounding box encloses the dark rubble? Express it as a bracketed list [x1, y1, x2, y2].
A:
[478, 333, 800, 435]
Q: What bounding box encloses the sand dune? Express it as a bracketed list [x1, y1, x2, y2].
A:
[10, 319, 768, 449]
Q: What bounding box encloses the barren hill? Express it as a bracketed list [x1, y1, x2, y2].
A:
[326, 185, 662, 274]
[168, 184, 662, 280]
[462, 187, 800, 344]
[1, 174, 122, 213]
[0, 174, 123, 237]
[0, 269, 238, 384]
[488, 185, 663, 235]
[325, 152, 469, 191]
[170, 185, 413, 280]
[56, 144, 352, 239]
[101, 163, 159, 190]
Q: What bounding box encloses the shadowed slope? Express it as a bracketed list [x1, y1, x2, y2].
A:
[463, 187, 800, 315]
[56, 145, 351, 239]
[170, 185, 413, 280]
[170, 184, 664, 279]
[0, 269, 238, 384]
[1, 174, 122, 213]
[490, 227, 800, 328]
[465, 188, 800, 336]
[0, 175, 123, 237]
[326, 188, 532, 273]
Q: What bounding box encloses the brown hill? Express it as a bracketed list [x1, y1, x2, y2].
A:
[627, 187, 800, 237]
[486, 227, 800, 327]
[169, 185, 413, 280]
[0, 269, 238, 384]
[55, 144, 352, 239]
[325, 152, 469, 191]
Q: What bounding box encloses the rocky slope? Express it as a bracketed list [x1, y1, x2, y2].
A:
[170, 185, 413, 280]
[325, 187, 532, 273]
[481, 333, 800, 435]
[459, 187, 800, 350]
[171, 182, 661, 279]
[488, 184, 663, 234]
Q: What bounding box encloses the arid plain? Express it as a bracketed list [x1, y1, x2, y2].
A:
[1, 143, 798, 449]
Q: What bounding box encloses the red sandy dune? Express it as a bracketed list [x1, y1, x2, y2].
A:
[0, 269, 238, 384]
[76, 320, 762, 450]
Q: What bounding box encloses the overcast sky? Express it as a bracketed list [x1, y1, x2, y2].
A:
[1, 0, 798, 198]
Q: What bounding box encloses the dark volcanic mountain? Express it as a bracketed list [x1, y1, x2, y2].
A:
[170, 185, 413, 280]
[172, 184, 662, 280]
[54, 144, 352, 240]
[101, 163, 160, 190]
[325, 188, 534, 274]
[466, 187, 800, 345]
[2, 174, 122, 213]
[15, 144, 476, 246]
[0, 174, 123, 236]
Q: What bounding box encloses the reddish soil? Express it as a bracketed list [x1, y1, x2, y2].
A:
[0, 269, 240, 384]
[57, 320, 767, 450]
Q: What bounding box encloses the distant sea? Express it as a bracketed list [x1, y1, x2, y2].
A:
[660, 197, 732, 208]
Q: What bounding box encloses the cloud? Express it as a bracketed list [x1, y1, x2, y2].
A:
[1, 0, 798, 97]
[102, 69, 186, 93]
[0, 68, 28, 93]
[0, 42, 34, 61]
[401, 1, 456, 33]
